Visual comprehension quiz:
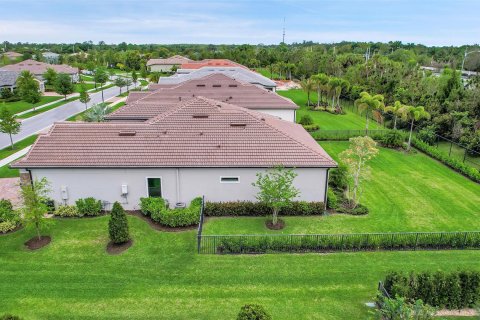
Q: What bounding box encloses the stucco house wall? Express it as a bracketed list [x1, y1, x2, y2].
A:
[28, 167, 328, 210]
[254, 109, 296, 122]
[149, 64, 176, 72]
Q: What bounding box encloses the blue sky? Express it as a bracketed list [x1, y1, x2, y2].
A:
[0, 0, 479, 46]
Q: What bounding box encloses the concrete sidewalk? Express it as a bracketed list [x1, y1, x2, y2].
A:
[0, 146, 31, 167]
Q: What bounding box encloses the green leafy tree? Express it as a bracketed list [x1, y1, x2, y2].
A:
[93, 67, 109, 102]
[149, 71, 161, 83]
[114, 77, 126, 95]
[108, 202, 130, 244]
[0, 106, 21, 149]
[54, 73, 74, 100]
[131, 70, 138, 87]
[16, 71, 41, 111]
[78, 83, 91, 110]
[400, 105, 431, 151]
[339, 136, 379, 208]
[384, 100, 404, 129]
[42, 68, 57, 87]
[140, 64, 148, 79]
[124, 79, 132, 92]
[252, 166, 300, 226]
[300, 78, 315, 106]
[20, 177, 53, 240]
[354, 91, 385, 134]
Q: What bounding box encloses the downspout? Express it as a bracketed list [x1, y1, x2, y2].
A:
[323, 168, 330, 214]
[26, 168, 34, 188]
[176, 168, 180, 205]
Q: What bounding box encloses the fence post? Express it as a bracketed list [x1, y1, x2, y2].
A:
[463, 232, 468, 249]
[414, 233, 419, 251]
[463, 149, 467, 163]
[449, 141, 453, 157]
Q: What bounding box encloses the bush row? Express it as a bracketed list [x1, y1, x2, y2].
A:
[383, 270, 480, 309]
[412, 137, 480, 183]
[140, 197, 202, 227]
[311, 130, 389, 141]
[204, 201, 324, 216]
[54, 197, 103, 217]
[213, 232, 480, 254]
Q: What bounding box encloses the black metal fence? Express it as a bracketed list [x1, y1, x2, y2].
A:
[197, 231, 480, 254]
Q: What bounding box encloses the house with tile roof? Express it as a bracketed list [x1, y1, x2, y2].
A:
[157, 66, 277, 91]
[12, 97, 336, 210]
[2, 51, 22, 60]
[146, 55, 192, 72]
[107, 74, 297, 122]
[179, 59, 245, 70]
[0, 59, 79, 83]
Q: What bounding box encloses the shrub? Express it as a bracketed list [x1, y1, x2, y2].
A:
[150, 197, 201, 227]
[139, 197, 166, 217]
[0, 315, 22, 320]
[375, 296, 436, 320]
[0, 221, 17, 233]
[302, 124, 319, 131]
[204, 201, 324, 216]
[0, 199, 18, 224]
[382, 270, 480, 309]
[75, 197, 102, 216]
[55, 205, 80, 217]
[329, 164, 349, 191]
[298, 114, 314, 126]
[108, 202, 130, 244]
[326, 189, 338, 209]
[381, 130, 405, 148]
[412, 137, 480, 183]
[0, 88, 14, 99]
[351, 203, 369, 215]
[237, 304, 271, 320]
[417, 125, 437, 146]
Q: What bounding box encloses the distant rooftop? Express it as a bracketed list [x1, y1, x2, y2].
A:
[146, 55, 192, 66]
[0, 59, 77, 75]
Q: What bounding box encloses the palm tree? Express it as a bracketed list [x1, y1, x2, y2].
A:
[300, 78, 315, 107]
[384, 100, 403, 130]
[327, 77, 342, 112]
[311, 73, 329, 108]
[354, 91, 385, 134]
[400, 105, 431, 151]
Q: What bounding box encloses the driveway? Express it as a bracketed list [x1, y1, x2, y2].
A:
[0, 85, 122, 150]
[0, 178, 21, 208]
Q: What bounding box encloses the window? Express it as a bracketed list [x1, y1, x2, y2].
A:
[220, 176, 239, 183]
[147, 178, 162, 197]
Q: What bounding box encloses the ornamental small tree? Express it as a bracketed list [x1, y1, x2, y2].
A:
[114, 77, 126, 95]
[54, 73, 74, 100]
[0, 106, 21, 149]
[131, 70, 138, 87]
[94, 67, 109, 102]
[339, 136, 378, 208]
[20, 177, 53, 240]
[16, 70, 41, 111]
[108, 202, 130, 244]
[42, 67, 57, 88]
[252, 166, 299, 226]
[78, 83, 91, 110]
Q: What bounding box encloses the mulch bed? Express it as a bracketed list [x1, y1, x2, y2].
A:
[106, 239, 133, 255]
[24, 235, 51, 250]
[265, 218, 285, 230]
[127, 211, 197, 232]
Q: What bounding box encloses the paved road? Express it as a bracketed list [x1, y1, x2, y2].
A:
[0, 86, 122, 150]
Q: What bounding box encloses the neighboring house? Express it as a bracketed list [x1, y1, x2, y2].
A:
[157, 66, 277, 91]
[12, 97, 336, 210]
[146, 55, 192, 72]
[42, 52, 60, 64]
[0, 70, 45, 93]
[2, 51, 22, 60]
[107, 74, 297, 122]
[0, 59, 79, 83]
[179, 59, 246, 70]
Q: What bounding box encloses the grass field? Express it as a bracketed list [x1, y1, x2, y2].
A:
[278, 89, 383, 130]
[205, 141, 480, 235]
[1, 96, 62, 114]
[0, 135, 37, 161]
[0, 215, 479, 319]
[74, 82, 95, 92]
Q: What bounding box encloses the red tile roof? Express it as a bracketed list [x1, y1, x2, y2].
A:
[107, 74, 297, 121]
[180, 59, 246, 70]
[0, 59, 78, 75]
[13, 97, 335, 169]
[146, 55, 192, 66]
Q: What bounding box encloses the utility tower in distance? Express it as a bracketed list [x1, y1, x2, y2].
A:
[282, 17, 286, 43]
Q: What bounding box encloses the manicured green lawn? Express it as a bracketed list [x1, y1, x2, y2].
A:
[435, 141, 480, 170]
[278, 89, 383, 130]
[1, 216, 479, 319]
[0, 162, 19, 177]
[1, 96, 62, 114]
[204, 141, 480, 235]
[74, 82, 95, 92]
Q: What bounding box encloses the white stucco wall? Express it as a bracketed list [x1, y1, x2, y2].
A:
[255, 109, 296, 122]
[149, 64, 175, 72]
[28, 167, 328, 210]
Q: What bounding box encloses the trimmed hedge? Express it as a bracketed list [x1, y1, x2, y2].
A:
[412, 137, 480, 183]
[55, 205, 80, 217]
[204, 201, 324, 217]
[383, 270, 480, 309]
[0, 199, 20, 233]
[211, 231, 480, 254]
[139, 197, 201, 228]
[310, 130, 390, 141]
